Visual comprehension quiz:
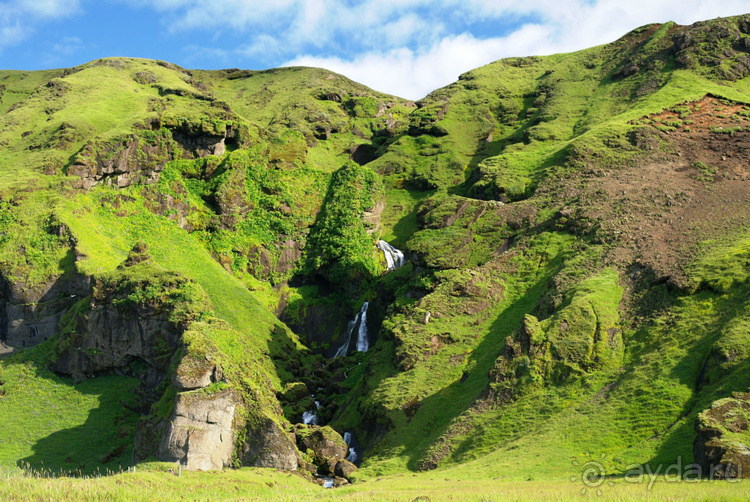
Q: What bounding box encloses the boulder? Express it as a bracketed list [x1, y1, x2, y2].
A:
[296, 425, 348, 475]
[158, 389, 238, 471]
[334, 459, 357, 479]
[694, 390, 750, 479]
[242, 417, 302, 471]
[283, 382, 312, 402]
[333, 476, 349, 487]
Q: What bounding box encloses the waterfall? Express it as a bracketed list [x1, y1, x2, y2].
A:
[355, 302, 370, 353]
[302, 410, 318, 425]
[377, 240, 406, 271]
[333, 301, 370, 357]
[343, 431, 359, 464]
[333, 319, 356, 358]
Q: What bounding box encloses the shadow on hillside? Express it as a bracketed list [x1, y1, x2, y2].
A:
[276, 280, 355, 358]
[644, 283, 750, 469]
[16, 365, 140, 476]
[387, 191, 434, 249]
[396, 262, 563, 471]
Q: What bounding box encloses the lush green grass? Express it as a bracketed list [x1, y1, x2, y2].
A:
[6, 15, 750, 500]
[2, 466, 750, 502]
[57, 188, 290, 390]
[379, 188, 433, 248]
[0, 350, 139, 474]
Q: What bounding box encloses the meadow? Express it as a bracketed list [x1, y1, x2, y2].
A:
[2, 465, 750, 502]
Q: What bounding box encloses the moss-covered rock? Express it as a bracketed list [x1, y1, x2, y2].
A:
[294, 425, 348, 475]
[694, 391, 750, 479]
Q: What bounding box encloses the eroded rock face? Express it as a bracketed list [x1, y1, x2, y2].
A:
[694, 391, 750, 479]
[51, 297, 182, 383]
[159, 389, 238, 471]
[173, 354, 223, 391]
[174, 132, 225, 157]
[69, 122, 242, 191]
[242, 417, 302, 471]
[363, 198, 385, 236]
[51, 244, 188, 383]
[69, 133, 174, 190]
[0, 273, 91, 351]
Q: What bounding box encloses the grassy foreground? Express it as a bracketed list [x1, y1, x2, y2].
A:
[2, 466, 750, 502]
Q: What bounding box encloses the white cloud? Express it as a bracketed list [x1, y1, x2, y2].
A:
[285, 1, 750, 99]
[21, 0, 80, 18]
[118, 0, 750, 97]
[286, 26, 554, 100]
[0, 0, 80, 51]
[0, 21, 26, 51]
[52, 35, 83, 56]
[128, 0, 444, 51]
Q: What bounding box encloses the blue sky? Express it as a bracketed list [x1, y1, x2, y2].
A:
[1, 1, 750, 99]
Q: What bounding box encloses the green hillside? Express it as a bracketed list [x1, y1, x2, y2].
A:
[2, 13, 750, 501]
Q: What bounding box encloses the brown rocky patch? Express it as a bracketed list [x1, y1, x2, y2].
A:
[547, 96, 750, 290]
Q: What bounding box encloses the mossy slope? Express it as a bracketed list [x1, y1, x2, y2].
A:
[3, 14, 750, 490]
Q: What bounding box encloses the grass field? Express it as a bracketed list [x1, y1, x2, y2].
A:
[2, 465, 750, 502]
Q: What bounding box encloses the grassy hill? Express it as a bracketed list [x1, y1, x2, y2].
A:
[3, 12, 750, 500]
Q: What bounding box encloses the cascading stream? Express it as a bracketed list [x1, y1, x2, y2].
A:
[331, 240, 404, 360]
[343, 431, 359, 463]
[333, 319, 356, 359]
[333, 301, 370, 357]
[377, 240, 406, 271]
[302, 410, 318, 425]
[354, 302, 370, 353]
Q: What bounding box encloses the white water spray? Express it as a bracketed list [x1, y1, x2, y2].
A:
[302, 410, 318, 425]
[333, 302, 370, 357]
[355, 302, 370, 353]
[377, 240, 406, 271]
[343, 431, 358, 463]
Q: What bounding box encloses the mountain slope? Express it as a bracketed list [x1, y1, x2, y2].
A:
[2, 13, 750, 488]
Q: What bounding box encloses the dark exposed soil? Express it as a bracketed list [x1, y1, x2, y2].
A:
[571, 96, 750, 288]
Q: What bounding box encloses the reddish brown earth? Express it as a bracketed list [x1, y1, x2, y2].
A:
[567, 96, 750, 287]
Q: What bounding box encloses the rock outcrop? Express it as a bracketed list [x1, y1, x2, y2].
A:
[159, 389, 238, 471]
[49, 243, 304, 472]
[0, 272, 90, 351]
[246, 239, 302, 282]
[50, 272, 184, 384]
[68, 131, 175, 190]
[68, 120, 245, 191]
[173, 353, 223, 391]
[694, 390, 750, 479]
[241, 416, 302, 471]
